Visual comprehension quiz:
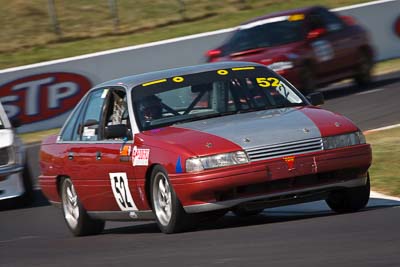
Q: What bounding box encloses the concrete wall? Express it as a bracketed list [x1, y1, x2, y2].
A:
[0, 0, 399, 133]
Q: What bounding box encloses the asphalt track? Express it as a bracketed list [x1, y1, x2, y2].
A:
[1, 71, 400, 267]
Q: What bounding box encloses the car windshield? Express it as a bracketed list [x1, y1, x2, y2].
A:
[132, 66, 306, 131]
[222, 16, 305, 55]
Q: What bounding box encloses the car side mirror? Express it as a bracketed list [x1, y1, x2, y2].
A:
[307, 92, 324, 106]
[307, 28, 326, 40]
[104, 124, 130, 139]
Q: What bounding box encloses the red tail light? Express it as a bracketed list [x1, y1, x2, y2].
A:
[206, 49, 222, 58]
[340, 15, 357, 26]
[307, 28, 326, 40]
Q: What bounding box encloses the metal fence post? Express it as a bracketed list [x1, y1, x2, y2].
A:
[109, 0, 120, 32]
[47, 0, 62, 37]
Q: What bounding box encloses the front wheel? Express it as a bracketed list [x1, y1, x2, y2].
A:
[326, 174, 370, 213]
[150, 166, 193, 234]
[61, 178, 105, 236]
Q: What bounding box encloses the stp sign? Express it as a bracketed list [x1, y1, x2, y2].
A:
[0, 72, 91, 125]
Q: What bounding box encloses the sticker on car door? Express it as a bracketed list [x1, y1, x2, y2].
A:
[311, 40, 334, 62]
[109, 172, 137, 211]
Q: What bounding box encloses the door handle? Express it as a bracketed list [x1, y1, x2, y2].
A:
[96, 151, 102, 160]
[68, 152, 74, 160]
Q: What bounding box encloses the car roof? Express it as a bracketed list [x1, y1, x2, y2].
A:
[241, 6, 321, 25]
[95, 61, 265, 90]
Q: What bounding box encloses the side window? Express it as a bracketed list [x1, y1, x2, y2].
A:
[78, 89, 108, 141]
[103, 89, 132, 140]
[59, 99, 85, 141]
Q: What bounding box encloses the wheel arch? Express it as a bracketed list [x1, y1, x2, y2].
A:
[144, 164, 159, 210]
[358, 45, 374, 60]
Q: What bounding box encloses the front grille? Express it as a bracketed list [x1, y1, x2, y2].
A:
[245, 138, 323, 162]
[0, 147, 10, 166]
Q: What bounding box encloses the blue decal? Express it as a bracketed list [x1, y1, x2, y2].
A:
[176, 156, 183, 173]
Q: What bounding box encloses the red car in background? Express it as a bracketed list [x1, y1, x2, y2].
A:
[205, 6, 374, 93]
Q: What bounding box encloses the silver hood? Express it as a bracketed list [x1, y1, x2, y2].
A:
[175, 108, 322, 150]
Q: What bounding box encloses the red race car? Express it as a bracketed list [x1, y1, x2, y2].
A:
[39, 62, 371, 235]
[205, 6, 374, 92]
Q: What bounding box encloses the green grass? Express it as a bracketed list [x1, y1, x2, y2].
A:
[0, 0, 374, 69]
[366, 127, 400, 197]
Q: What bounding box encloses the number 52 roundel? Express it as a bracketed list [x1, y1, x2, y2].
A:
[109, 172, 137, 211]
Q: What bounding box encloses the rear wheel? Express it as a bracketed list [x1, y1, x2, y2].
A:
[61, 178, 105, 236]
[326, 174, 370, 213]
[354, 51, 373, 88]
[150, 166, 194, 234]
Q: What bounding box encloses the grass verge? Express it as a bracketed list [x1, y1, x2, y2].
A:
[366, 126, 400, 197]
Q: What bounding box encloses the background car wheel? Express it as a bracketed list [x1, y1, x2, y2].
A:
[326, 174, 370, 213]
[354, 51, 373, 88]
[61, 178, 105, 236]
[150, 166, 193, 234]
[300, 64, 316, 94]
[232, 205, 264, 217]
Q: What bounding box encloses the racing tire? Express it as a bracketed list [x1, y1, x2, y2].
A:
[326, 174, 370, 213]
[232, 205, 264, 217]
[354, 51, 373, 88]
[300, 64, 317, 94]
[150, 166, 194, 234]
[60, 177, 105, 236]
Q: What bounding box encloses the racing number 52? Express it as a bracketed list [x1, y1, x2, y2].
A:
[109, 172, 137, 211]
[256, 77, 280, 87]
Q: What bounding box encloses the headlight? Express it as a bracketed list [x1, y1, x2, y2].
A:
[186, 151, 249, 172]
[323, 131, 366, 150]
[268, 61, 294, 72]
[0, 146, 16, 166]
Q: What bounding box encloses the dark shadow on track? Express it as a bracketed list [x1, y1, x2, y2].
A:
[99, 197, 400, 235]
[0, 189, 50, 211]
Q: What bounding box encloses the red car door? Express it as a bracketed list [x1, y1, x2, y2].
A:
[66, 88, 142, 213]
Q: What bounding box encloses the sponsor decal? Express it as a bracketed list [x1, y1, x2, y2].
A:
[109, 172, 137, 211]
[176, 156, 183, 173]
[0, 72, 91, 125]
[312, 156, 318, 173]
[131, 146, 150, 166]
[283, 156, 296, 171]
[119, 143, 132, 162]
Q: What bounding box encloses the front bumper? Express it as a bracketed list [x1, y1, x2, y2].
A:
[0, 164, 25, 200]
[169, 144, 371, 213]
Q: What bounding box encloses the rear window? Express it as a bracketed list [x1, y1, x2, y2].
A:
[222, 16, 305, 55]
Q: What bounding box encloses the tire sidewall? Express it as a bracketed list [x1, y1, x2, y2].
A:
[150, 166, 184, 233]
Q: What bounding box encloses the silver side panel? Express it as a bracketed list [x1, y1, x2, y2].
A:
[183, 177, 368, 213]
[175, 108, 321, 151]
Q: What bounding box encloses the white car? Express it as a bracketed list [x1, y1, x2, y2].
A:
[0, 102, 32, 205]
